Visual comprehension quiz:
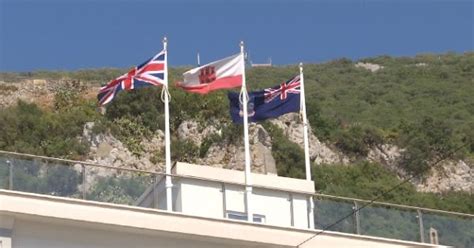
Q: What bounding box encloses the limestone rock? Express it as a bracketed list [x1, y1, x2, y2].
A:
[0, 79, 101, 109]
[355, 62, 384, 72]
[177, 120, 219, 146]
[83, 122, 164, 172]
[416, 160, 473, 193]
[270, 113, 348, 165]
[367, 144, 405, 175]
[177, 120, 200, 144]
[198, 123, 276, 174]
[253, 142, 277, 175]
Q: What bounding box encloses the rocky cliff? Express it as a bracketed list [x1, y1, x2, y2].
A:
[1, 79, 472, 194]
[82, 113, 473, 194]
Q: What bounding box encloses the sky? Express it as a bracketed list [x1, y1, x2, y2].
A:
[0, 0, 472, 72]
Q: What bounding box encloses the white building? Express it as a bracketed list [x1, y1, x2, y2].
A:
[0, 161, 448, 248]
[136, 162, 315, 229]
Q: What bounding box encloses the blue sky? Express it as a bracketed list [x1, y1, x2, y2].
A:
[0, 0, 472, 71]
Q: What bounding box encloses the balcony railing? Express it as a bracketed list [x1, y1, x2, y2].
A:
[0, 150, 472, 248]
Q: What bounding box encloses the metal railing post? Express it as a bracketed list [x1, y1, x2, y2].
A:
[289, 193, 294, 227]
[353, 201, 361, 235]
[81, 164, 86, 200]
[221, 183, 227, 218]
[308, 196, 315, 229]
[417, 209, 425, 243]
[7, 160, 13, 190]
[153, 175, 158, 209]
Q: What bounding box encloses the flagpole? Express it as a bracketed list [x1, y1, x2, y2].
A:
[300, 62, 314, 228]
[163, 37, 173, 212]
[241, 41, 253, 222]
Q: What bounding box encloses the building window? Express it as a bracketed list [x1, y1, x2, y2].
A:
[226, 211, 266, 223]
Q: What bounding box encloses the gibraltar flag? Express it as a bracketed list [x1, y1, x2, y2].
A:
[177, 53, 244, 94]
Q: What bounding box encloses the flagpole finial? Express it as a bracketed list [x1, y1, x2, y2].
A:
[163, 36, 168, 50]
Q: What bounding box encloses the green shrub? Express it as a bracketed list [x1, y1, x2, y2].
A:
[171, 138, 199, 163]
[398, 117, 461, 177]
[264, 122, 306, 179]
[109, 117, 150, 156]
[313, 162, 474, 214]
[0, 101, 94, 159]
[87, 175, 150, 204]
[332, 124, 384, 157]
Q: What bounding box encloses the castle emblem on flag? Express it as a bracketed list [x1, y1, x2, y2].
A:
[178, 53, 243, 94]
[199, 66, 216, 84]
[238, 96, 256, 117]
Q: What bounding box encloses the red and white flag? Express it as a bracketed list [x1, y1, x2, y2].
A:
[177, 53, 244, 94]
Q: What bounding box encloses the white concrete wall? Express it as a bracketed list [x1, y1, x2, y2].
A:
[253, 188, 292, 226]
[12, 219, 244, 248]
[179, 179, 223, 218]
[292, 194, 310, 228]
[136, 163, 315, 228]
[1, 190, 444, 248]
[224, 184, 246, 213]
[177, 178, 309, 228]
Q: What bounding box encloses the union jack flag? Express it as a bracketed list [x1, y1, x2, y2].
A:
[98, 50, 167, 106]
[264, 75, 300, 103]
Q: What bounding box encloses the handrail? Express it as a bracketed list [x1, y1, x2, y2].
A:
[0, 150, 163, 174]
[1, 149, 473, 218]
[313, 193, 474, 218]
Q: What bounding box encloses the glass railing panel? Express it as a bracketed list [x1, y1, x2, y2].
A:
[134, 173, 167, 211]
[85, 166, 154, 206]
[422, 211, 474, 248]
[9, 157, 82, 199]
[0, 156, 10, 189]
[314, 198, 356, 234]
[359, 203, 419, 242]
[10, 157, 41, 193]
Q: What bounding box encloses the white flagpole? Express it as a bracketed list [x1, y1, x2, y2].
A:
[299, 64, 311, 181]
[300, 63, 315, 229]
[241, 41, 253, 222]
[163, 37, 173, 212]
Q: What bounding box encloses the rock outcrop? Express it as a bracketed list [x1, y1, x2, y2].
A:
[82, 114, 474, 194]
[177, 120, 219, 146]
[355, 62, 384, 72]
[367, 144, 405, 175]
[270, 113, 348, 165]
[415, 160, 473, 193]
[197, 123, 276, 174]
[0, 79, 100, 109]
[83, 122, 164, 172]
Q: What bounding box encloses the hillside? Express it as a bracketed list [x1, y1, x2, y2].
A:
[0, 52, 473, 214]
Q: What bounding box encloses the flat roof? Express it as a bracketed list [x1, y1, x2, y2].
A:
[173, 162, 316, 194]
[0, 190, 445, 248]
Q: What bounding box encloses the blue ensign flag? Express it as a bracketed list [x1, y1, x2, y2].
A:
[228, 75, 301, 123]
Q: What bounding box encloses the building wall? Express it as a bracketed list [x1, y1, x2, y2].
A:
[178, 178, 309, 228]
[180, 179, 224, 218]
[253, 188, 292, 227]
[11, 219, 244, 248]
[1, 190, 444, 248]
[292, 193, 310, 228]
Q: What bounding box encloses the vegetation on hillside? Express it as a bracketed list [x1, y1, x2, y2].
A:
[1, 52, 473, 215]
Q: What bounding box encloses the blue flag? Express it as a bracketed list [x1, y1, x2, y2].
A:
[228, 75, 301, 123]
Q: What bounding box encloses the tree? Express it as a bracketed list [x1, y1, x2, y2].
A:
[398, 117, 460, 177]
